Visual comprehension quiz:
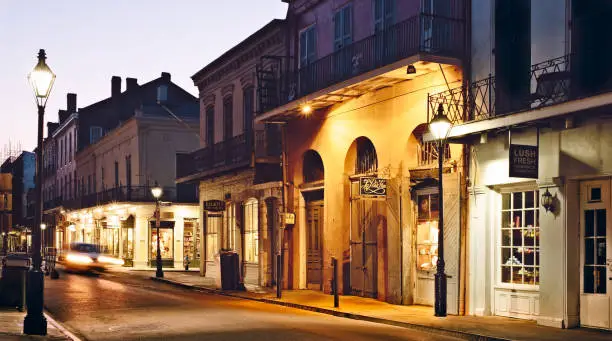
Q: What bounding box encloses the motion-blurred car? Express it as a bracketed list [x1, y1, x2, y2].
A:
[63, 242, 124, 272]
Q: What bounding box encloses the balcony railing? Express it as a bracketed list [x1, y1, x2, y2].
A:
[177, 133, 252, 180]
[61, 185, 197, 210]
[428, 54, 612, 125]
[43, 196, 63, 211]
[258, 13, 464, 113]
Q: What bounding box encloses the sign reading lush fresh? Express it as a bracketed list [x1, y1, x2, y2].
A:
[509, 144, 538, 179]
[359, 177, 387, 197]
[203, 200, 226, 212]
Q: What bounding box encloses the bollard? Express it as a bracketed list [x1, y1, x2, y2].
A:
[332, 257, 339, 308]
[276, 254, 282, 299]
[19, 269, 26, 312]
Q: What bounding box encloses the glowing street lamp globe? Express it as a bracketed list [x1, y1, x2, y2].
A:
[151, 183, 163, 199]
[429, 104, 452, 141]
[28, 49, 56, 108]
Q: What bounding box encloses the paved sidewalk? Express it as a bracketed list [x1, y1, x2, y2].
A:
[141, 270, 612, 341]
[0, 309, 75, 341]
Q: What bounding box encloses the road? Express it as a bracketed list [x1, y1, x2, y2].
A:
[44, 270, 461, 341]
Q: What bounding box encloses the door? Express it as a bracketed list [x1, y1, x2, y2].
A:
[350, 181, 381, 298]
[306, 200, 324, 290]
[580, 180, 612, 329]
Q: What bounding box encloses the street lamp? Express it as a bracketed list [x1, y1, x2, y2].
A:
[24, 49, 55, 335]
[151, 182, 163, 278]
[428, 103, 452, 317]
[40, 224, 46, 256]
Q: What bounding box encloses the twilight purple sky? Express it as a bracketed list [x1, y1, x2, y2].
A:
[0, 0, 287, 153]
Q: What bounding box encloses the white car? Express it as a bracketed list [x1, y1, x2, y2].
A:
[64, 243, 123, 272]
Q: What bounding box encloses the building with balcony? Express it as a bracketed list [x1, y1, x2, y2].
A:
[0, 173, 14, 252]
[255, 0, 466, 309]
[176, 19, 286, 287]
[424, 0, 612, 330]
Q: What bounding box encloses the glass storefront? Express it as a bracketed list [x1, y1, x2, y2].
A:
[206, 215, 221, 261]
[150, 221, 175, 267]
[122, 216, 135, 266]
[416, 193, 439, 271]
[244, 199, 259, 264]
[183, 219, 200, 267]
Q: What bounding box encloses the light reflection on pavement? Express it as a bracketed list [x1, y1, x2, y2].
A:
[44, 271, 461, 341]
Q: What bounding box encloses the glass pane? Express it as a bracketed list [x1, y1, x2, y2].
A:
[501, 266, 511, 283]
[534, 267, 540, 285]
[512, 230, 523, 247]
[590, 187, 602, 202]
[534, 249, 539, 266]
[525, 191, 534, 208]
[584, 266, 595, 293]
[501, 229, 511, 246]
[596, 266, 607, 294]
[535, 190, 539, 207]
[512, 211, 522, 228]
[525, 210, 534, 228]
[502, 193, 511, 210]
[523, 249, 535, 266]
[596, 209, 606, 237]
[585, 238, 594, 265]
[512, 266, 523, 284]
[502, 211, 511, 228]
[501, 247, 511, 264]
[585, 210, 594, 237]
[536, 209, 539, 227]
[513, 192, 523, 209]
[430, 194, 439, 219]
[524, 228, 536, 246]
[596, 239, 606, 265]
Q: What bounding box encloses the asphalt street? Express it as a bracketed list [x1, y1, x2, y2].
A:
[43, 270, 461, 341]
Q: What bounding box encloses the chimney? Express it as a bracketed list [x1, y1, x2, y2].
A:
[58, 110, 69, 123]
[112, 76, 121, 97]
[67, 93, 77, 113]
[126, 78, 138, 91]
[161, 72, 171, 82]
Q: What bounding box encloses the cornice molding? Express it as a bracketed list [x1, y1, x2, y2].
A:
[202, 93, 216, 108]
[221, 84, 235, 98]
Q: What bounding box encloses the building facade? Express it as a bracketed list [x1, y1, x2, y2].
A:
[177, 19, 286, 287]
[424, 0, 612, 330]
[255, 0, 467, 310]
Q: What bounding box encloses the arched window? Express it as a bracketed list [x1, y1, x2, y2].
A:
[355, 137, 378, 174]
[243, 198, 259, 264]
[303, 150, 324, 183]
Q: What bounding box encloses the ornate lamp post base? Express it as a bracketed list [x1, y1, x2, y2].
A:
[23, 269, 47, 335]
[434, 270, 447, 317]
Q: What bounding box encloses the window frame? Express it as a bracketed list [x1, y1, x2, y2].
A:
[223, 96, 233, 141]
[334, 2, 353, 51]
[299, 24, 317, 67]
[243, 198, 259, 264]
[496, 185, 541, 291]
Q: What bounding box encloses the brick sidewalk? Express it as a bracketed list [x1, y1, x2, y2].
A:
[0, 309, 74, 341]
[143, 270, 612, 341]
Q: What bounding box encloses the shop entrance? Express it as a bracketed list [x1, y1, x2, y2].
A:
[580, 180, 612, 329]
[306, 196, 324, 290]
[349, 180, 384, 298]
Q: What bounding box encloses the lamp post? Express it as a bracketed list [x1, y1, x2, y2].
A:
[24, 49, 55, 335]
[40, 224, 46, 256]
[428, 103, 452, 317]
[151, 182, 163, 278]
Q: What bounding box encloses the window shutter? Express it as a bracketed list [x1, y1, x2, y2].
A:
[374, 0, 384, 32]
[307, 27, 317, 64]
[384, 0, 395, 28]
[300, 30, 308, 66]
[334, 10, 342, 51]
[343, 5, 353, 46]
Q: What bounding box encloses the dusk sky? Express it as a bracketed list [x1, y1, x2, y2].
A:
[0, 0, 287, 154]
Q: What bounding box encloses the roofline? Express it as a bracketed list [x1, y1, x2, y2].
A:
[191, 19, 285, 82]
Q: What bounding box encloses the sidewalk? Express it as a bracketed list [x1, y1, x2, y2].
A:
[144, 270, 611, 341]
[0, 308, 75, 341]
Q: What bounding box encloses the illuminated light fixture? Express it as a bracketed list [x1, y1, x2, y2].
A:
[151, 182, 163, 199]
[301, 105, 312, 115]
[429, 104, 452, 141]
[68, 224, 76, 232]
[40, 224, 46, 230]
[406, 64, 416, 74]
[541, 188, 554, 213]
[94, 207, 103, 214]
[28, 49, 56, 107]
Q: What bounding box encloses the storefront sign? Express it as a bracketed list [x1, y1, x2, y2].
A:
[359, 177, 387, 197]
[203, 200, 226, 212]
[509, 144, 538, 179]
[282, 212, 295, 225]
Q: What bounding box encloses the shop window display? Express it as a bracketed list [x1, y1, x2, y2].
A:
[500, 190, 540, 285]
[416, 193, 439, 271]
[244, 198, 259, 264]
[151, 227, 174, 260]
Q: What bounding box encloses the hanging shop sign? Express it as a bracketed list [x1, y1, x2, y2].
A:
[359, 177, 387, 197]
[203, 200, 226, 212]
[281, 212, 295, 225]
[509, 144, 538, 179]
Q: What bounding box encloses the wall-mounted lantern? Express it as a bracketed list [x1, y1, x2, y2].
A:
[541, 188, 554, 212]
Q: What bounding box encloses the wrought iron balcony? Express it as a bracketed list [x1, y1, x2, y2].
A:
[43, 196, 63, 211]
[258, 13, 464, 114]
[62, 185, 197, 210]
[428, 54, 612, 126]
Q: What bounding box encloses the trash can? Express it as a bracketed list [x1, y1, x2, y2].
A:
[0, 253, 31, 311]
[218, 250, 240, 290]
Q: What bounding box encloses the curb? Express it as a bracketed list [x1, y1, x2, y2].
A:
[44, 309, 86, 341]
[150, 277, 511, 341]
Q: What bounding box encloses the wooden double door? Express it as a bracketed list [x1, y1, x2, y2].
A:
[306, 200, 323, 290]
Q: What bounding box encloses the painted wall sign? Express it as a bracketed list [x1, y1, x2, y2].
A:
[359, 177, 387, 197]
[203, 200, 226, 212]
[509, 144, 538, 179]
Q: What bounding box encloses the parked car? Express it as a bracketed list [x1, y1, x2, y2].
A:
[63, 242, 123, 272]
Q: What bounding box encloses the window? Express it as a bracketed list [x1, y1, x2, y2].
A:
[157, 85, 168, 102]
[416, 191, 439, 271]
[584, 209, 607, 294]
[114, 161, 119, 188]
[66, 175, 71, 199]
[206, 106, 214, 147]
[223, 97, 233, 140]
[68, 133, 72, 162]
[74, 171, 77, 198]
[206, 216, 220, 260]
[355, 137, 378, 174]
[500, 190, 540, 285]
[93, 173, 97, 192]
[90, 126, 103, 144]
[150, 223, 173, 260]
[299, 25, 317, 67]
[226, 203, 237, 250]
[244, 199, 259, 263]
[125, 155, 132, 188]
[101, 167, 104, 190]
[243, 87, 254, 133]
[59, 139, 64, 166]
[334, 3, 353, 51]
[87, 175, 91, 195]
[374, 0, 396, 32]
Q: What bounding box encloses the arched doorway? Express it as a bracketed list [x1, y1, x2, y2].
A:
[345, 137, 386, 299]
[302, 150, 324, 290]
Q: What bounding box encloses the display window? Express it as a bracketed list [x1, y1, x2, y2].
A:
[416, 192, 439, 271]
[150, 226, 174, 260]
[500, 190, 540, 286]
[206, 215, 221, 261]
[244, 198, 259, 264]
[183, 219, 201, 264]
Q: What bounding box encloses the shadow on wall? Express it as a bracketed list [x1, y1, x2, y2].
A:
[559, 151, 599, 178]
